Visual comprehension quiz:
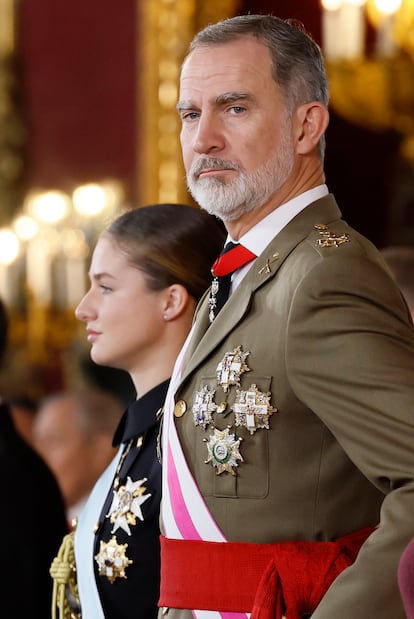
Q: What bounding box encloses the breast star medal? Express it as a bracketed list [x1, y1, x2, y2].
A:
[192, 385, 218, 429]
[107, 476, 151, 535]
[95, 536, 132, 583]
[204, 427, 243, 475]
[233, 384, 277, 434]
[216, 346, 251, 392]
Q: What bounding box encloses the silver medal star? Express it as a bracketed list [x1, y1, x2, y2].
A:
[107, 476, 151, 535]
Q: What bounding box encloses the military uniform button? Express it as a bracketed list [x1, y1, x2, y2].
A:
[174, 400, 187, 417]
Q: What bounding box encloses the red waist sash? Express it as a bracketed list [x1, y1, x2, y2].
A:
[159, 527, 375, 619]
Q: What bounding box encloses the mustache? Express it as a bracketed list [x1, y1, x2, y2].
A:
[190, 157, 241, 177]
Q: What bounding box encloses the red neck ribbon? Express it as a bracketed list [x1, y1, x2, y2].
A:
[212, 244, 257, 277]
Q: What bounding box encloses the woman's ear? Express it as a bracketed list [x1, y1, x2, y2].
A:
[294, 102, 329, 155]
[161, 284, 192, 322]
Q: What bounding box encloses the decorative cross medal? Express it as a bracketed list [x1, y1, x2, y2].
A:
[107, 476, 151, 535]
[95, 536, 133, 583]
[216, 345, 250, 392]
[232, 384, 277, 435]
[192, 384, 218, 429]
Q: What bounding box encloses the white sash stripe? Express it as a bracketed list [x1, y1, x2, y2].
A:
[74, 449, 122, 619]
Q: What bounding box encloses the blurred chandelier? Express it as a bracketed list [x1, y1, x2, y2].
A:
[0, 179, 124, 310]
[321, 0, 414, 161]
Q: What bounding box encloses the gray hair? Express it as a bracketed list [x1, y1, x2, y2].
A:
[187, 14, 329, 157]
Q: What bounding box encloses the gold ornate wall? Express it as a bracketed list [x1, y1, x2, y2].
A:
[136, 0, 239, 205]
[0, 0, 25, 226]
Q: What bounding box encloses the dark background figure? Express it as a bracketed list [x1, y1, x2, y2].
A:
[9, 395, 39, 445]
[0, 297, 68, 619]
[381, 245, 414, 320]
[33, 388, 124, 523]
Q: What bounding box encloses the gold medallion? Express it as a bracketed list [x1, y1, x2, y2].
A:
[107, 476, 151, 535]
[192, 385, 217, 429]
[233, 384, 277, 435]
[174, 400, 187, 417]
[204, 427, 243, 475]
[95, 536, 132, 583]
[216, 346, 250, 392]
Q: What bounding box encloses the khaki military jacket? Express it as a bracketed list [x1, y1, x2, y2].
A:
[165, 194, 414, 619]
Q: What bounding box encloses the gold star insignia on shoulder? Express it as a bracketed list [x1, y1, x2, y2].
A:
[95, 536, 132, 583]
[204, 427, 243, 476]
[107, 477, 151, 535]
[314, 224, 350, 248]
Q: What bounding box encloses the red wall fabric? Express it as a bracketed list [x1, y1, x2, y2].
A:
[18, 0, 137, 197]
[237, 0, 321, 44]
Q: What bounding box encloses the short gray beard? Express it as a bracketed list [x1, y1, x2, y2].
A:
[187, 134, 294, 222]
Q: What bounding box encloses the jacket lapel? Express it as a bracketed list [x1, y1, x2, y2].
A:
[179, 195, 342, 386]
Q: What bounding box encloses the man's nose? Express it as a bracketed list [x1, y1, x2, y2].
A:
[192, 113, 225, 155]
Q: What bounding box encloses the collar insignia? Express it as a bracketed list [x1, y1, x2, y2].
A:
[258, 252, 280, 274]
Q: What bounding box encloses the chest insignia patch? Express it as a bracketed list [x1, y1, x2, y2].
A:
[216, 346, 250, 392]
[232, 384, 277, 434]
[95, 536, 133, 583]
[192, 385, 217, 429]
[107, 477, 151, 535]
[204, 427, 243, 475]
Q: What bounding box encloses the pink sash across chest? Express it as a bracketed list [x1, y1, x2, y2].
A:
[161, 326, 249, 619]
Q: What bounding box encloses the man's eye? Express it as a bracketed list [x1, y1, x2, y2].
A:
[231, 106, 245, 114]
[100, 285, 112, 293]
[182, 111, 199, 121]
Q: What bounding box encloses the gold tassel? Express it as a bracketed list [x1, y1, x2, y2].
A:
[50, 527, 81, 619]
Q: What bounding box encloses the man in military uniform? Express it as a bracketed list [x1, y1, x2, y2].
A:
[159, 14, 414, 619]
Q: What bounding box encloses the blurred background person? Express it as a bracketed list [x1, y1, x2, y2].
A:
[9, 395, 39, 445]
[33, 388, 124, 523]
[0, 297, 68, 619]
[381, 245, 414, 320]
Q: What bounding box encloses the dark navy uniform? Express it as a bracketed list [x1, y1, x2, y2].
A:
[90, 380, 168, 619]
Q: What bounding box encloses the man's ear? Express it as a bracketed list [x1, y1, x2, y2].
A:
[162, 284, 191, 321]
[294, 102, 329, 155]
